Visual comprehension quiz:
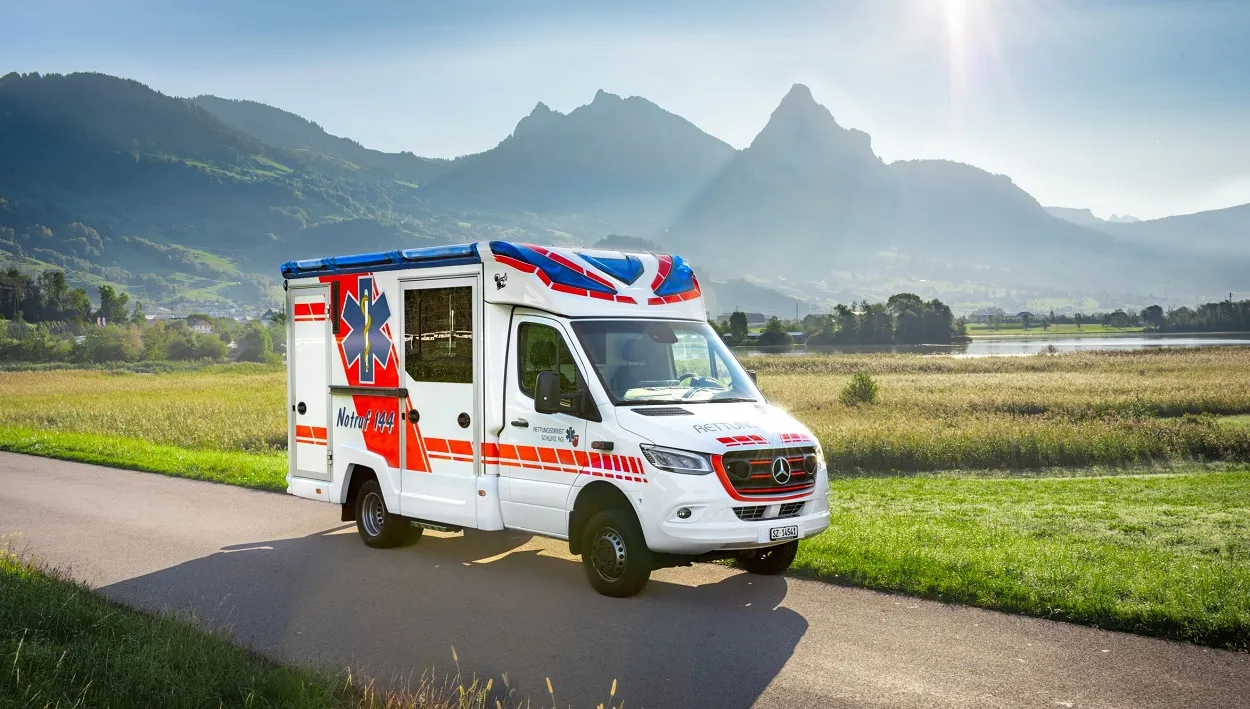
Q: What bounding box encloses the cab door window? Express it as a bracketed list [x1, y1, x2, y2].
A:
[518, 323, 581, 403]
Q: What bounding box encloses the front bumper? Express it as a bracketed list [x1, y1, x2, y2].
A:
[637, 467, 831, 555]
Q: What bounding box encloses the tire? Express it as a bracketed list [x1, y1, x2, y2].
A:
[736, 540, 798, 575]
[354, 478, 410, 549]
[580, 508, 652, 597]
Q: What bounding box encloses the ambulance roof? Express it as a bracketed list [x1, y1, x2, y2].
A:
[280, 241, 707, 320]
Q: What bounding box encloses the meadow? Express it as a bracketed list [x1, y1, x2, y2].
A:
[4, 349, 1249, 475]
[2, 348, 1249, 648]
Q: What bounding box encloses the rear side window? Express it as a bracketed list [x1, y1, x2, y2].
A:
[404, 286, 473, 383]
[517, 323, 580, 398]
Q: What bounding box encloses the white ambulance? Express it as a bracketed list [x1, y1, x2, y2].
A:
[282, 242, 830, 596]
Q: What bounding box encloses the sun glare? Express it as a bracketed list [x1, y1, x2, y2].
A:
[945, 0, 970, 42]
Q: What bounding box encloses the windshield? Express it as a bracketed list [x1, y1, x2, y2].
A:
[572, 320, 763, 405]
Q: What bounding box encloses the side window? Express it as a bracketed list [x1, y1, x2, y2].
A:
[404, 286, 473, 383]
[518, 323, 580, 398]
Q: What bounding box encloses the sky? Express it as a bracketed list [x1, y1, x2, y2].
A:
[3, 0, 1249, 220]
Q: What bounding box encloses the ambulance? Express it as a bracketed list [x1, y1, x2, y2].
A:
[281, 242, 830, 596]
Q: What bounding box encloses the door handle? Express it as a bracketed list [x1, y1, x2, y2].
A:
[510, 418, 529, 428]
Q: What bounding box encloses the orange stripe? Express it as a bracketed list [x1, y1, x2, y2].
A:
[449, 439, 473, 457]
[482, 442, 499, 458]
[518, 446, 540, 462]
[574, 450, 589, 467]
[538, 447, 559, 464]
[426, 438, 450, 454]
[556, 449, 575, 466]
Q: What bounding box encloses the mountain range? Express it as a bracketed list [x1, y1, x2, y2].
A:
[0, 71, 1245, 315]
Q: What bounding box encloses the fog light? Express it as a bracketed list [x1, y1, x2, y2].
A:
[676, 507, 692, 519]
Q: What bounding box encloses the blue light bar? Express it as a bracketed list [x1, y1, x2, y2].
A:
[280, 243, 480, 279]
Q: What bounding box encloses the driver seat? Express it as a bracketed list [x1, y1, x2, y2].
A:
[610, 337, 659, 395]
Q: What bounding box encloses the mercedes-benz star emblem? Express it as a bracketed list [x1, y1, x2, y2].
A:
[771, 456, 792, 485]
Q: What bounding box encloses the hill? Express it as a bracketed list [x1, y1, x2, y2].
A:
[423, 90, 736, 234]
[2, 71, 1246, 315]
[0, 72, 477, 312]
[192, 95, 453, 185]
[669, 84, 1245, 297]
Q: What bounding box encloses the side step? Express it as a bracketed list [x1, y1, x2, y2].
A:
[409, 518, 463, 534]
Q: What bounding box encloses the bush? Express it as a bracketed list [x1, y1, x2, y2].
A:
[73, 325, 142, 363]
[235, 321, 276, 363]
[841, 372, 878, 406]
[166, 332, 228, 361]
[756, 317, 794, 347]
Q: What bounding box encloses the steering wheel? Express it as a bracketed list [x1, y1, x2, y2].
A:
[676, 372, 702, 385]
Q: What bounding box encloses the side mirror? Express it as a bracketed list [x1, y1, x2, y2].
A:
[534, 370, 603, 422]
[534, 370, 562, 414]
[746, 369, 758, 384]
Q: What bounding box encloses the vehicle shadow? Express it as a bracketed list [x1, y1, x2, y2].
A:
[102, 526, 807, 708]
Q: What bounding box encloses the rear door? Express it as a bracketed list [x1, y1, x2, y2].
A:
[497, 315, 589, 535]
[289, 285, 331, 480]
[398, 277, 480, 527]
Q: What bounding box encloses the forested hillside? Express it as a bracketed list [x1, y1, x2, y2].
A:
[2, 71, 1246, 315]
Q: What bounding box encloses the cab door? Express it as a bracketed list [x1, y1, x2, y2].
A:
[498, 316, 590, 536]
[398, 277, 479, 528]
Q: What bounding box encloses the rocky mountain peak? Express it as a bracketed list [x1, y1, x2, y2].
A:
[511, 101, 564, 139]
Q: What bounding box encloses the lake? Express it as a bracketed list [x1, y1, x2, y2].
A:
[733, 333, 1250, 357]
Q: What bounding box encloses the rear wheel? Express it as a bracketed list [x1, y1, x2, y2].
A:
[581, 509, 652, 597]
[736, 541, 798, 575]
[355, 479, 409, 548]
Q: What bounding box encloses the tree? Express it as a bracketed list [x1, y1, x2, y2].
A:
[1109, 310, 1130, 328]
[1074, 313, 1084, 330]
[1019, 312, 1033, 330]
[756, 317, 793, 347]
[1141, 305, 1166, 329]
[236, 321, 276, 363]
[96, 285, 129, 325]
[167, 331, 228, 361]
[728, 311, 749, 345]
[74, 325, 141, 363]
[130, 301, 146, 324]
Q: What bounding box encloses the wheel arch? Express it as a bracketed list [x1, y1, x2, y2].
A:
[568, 480, 638, 555]
[339, 463, 377, 522]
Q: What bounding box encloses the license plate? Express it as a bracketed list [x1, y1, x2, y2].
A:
[769, 525, 798, 541]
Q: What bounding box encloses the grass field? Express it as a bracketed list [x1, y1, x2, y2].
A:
[4, 349, 1249, 474]
[1, 349, 1249, 649]
[965, 323, 1145, 336]
[0, 550, 499, 708]
[794, 468, 1250, 649]
[745, 347, 1250, 472]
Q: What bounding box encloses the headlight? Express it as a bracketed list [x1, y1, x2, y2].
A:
[640, 445, 712, 475]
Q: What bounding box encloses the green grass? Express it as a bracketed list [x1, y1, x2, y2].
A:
[0, 427, 287, 490]
[2, 353, 1249, 649]
[795, 467, 1250, 649]
[1220, 415, 1250, 430]
[966, 323, 1144, 337]
[0, 551, 498, 708]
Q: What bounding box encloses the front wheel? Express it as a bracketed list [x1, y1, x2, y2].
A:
[355, 479, 410, 548]
[581, 509, 652, 597]
[736, 541, 798, 575]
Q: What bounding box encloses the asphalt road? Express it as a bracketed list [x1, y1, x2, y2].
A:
[2, 452, 1247, 708]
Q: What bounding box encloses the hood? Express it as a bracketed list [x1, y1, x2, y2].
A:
[613, 401, 816, 454]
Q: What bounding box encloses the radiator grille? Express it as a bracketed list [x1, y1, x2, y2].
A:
[777, 502, 805, 519]
[733, 506, 765, 521]
[721, 446, 817, 497]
